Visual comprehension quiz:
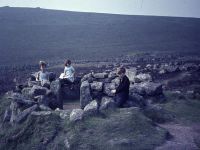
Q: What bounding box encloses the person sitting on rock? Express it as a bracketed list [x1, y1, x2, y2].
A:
[59, 59, 75, 87]
[112, 67, 130, 107]
[36, 61, 50, 88]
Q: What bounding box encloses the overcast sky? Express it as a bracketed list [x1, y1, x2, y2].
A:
[0, 0, 200, 18]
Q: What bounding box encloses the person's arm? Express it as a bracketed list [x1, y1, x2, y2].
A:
[36, 71, 40, 81]
[64, 67, 66, 75]
[72, 67, 75, 77]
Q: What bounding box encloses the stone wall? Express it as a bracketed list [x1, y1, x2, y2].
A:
[80, 70, 165, 111]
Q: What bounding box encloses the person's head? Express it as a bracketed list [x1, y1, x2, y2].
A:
[65, 59, 71, 67]
[39, 61, 47, 71]
[117, 67, 126, 77]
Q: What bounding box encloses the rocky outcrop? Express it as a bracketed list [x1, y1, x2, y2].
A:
[80, 71, 164, 111]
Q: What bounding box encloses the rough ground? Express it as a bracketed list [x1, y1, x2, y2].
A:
[156, 123, 200, 150]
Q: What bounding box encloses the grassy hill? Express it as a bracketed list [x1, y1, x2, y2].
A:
[0, 7, 200, 66]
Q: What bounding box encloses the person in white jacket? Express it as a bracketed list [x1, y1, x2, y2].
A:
[59, 59, 75, 86]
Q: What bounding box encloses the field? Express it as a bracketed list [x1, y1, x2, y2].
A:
[0, 7, 200, 67]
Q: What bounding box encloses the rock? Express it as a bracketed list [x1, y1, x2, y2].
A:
[31, 111, 52, 116]
[134, 73, 152, 83]
[108, 71, 118, 79]
[15, 84, 25, 93]
[103, 83, 116, 97]
[70, 109, 84, 122]
[10, 101, 19, 124]
[28, 81, 40, 87]
[142, 82, 163, 96]
[81, 73, 94, 83]
[130, 82, 163, 96]
[30, 85, 48, 97]
[21, 87, 32, 98]
[143, 105, 174, 123]
[3, 108, 11, 123]
[15, 104, 38, 124]
[41, 80, 50, 89]
[48, 72, 56, 82]
[39, 104, 52, 111]
[83, 100, 98, 116]
[50, 80, 60, 95]
[179, 63, 198, 71]
[129, 92, 146, 108]
[159, 69, 166, 74]
[100, 97, 116, 110]
[90, 81, 103, 92]
[129, 84, 146, 96]
[165, 65, 180, 73]
[6, 92, 25, 100]
[29, 72, 37, 81]
[13, 97, 37, 107]
[80, 81, 92, 109]
[64, 137, 71, 149]
[126, 68, 137, 83]
[92, 72, 108, 79]
[111, 77, 120, 87]
[56, 109, 71, 120]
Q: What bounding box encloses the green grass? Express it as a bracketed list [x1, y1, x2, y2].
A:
[0, 113, 61, 150]
[162, 91, 200, 124]
[64, 108, 167, 150]
[0, 96, 12, 121]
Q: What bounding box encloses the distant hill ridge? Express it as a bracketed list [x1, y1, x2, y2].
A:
[0, 7, 200, 65]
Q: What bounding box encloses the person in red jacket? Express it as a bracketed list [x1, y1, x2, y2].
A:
[112, 67, 130, 107]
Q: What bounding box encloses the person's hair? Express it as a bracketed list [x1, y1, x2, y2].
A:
[65, 59, 71, 66]
[117, 67, 126, 75]
[39, 61, 47, 67]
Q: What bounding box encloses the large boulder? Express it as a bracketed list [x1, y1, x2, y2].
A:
[92, 72, 108, 79]
[108, 71, 118, 79]
[21, 87, 32, 98]
[81, 73, 94, 83]
[14, 104, 38, 124]
[80, 81, 92, 109]
[83, 100, 98, 116]
[50, 80, 60, 95]
[29, 85, 48, 97]
[134, 73, 152, 83]
[103, 83, 116, 97]
[100, 97, 116, 110]
[48, 72, 56, 82]
[70, 109, 84, 122]
[142, 82, 163, 96]
[126, 68, 137, 83]
[111, 77, 120, 87]
[90, 81, 103, 92]
[130, 82, 163, 97]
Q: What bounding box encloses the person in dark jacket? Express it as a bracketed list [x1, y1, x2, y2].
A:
[112, 67, 130, 107]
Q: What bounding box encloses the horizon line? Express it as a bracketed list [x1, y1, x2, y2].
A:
[1, 6, 200, 19]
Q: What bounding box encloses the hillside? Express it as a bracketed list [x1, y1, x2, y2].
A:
[0, 7, 200, 66]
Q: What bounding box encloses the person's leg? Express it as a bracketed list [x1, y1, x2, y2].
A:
[114, 95, 124, 108]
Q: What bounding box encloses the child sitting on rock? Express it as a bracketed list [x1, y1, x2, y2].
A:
[112, 67, 130, 107]
[59, 59, 75, 87]
[36, 61, 50, 88]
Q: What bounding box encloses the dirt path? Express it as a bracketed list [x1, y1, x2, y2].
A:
[156, 123, 200, 150]
[63, 102, 80, 110]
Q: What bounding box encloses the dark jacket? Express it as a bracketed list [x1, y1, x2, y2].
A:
[116, 75, 130, 101]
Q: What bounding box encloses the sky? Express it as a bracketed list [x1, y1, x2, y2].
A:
[0, 0, 200, 18]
